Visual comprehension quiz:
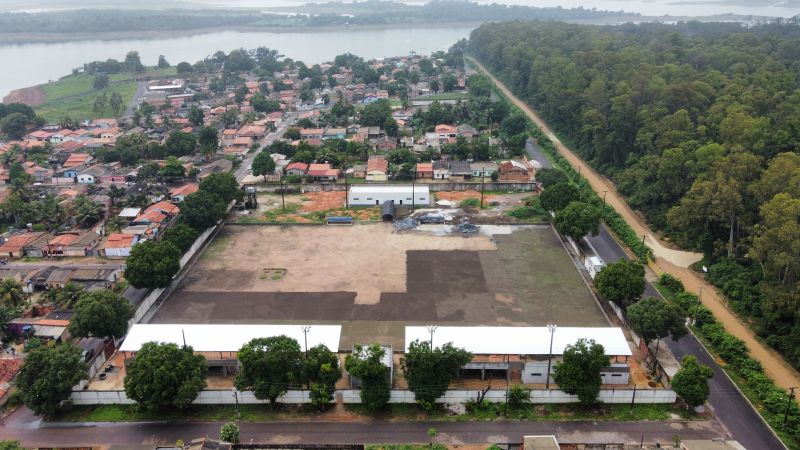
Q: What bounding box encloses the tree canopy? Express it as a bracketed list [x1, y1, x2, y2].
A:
[124, 240, 181, 289]
[345, 344, 390, 411]
[180, 190, 227, 232]
[627, 296, 687, 346]
[671, 355, 713, 409]
[124, 342, 207, 410]
[401, 340, 472, 410]
[199, 172, 243, 204]
[68, 290, 133, 339]
[594, 260, 645, 306]
[251, 151, 276, 181]
[162, 223, 199, 253]
[17, 343, 87, 417]
[552, 338, 607, 406]
[235, 335, 303, 405]
[553, 201, 601, 241]
[540, 182, 580, 212]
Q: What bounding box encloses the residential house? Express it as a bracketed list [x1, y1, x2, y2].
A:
[366, 156, 389, 181]
[471, 162, 498, 178]
[300, 128, 324, 140]
[21, 233, 53, 258]
[448, 160, 472, 181]
[457, 124, 479, 139]
[498, 159, 535, 182]
[103, 233, 139, 258]
[285, 162, 309, 176]
[22, 162, 53, 183]
[323, 128, 346, 140]
[416, 162, 433, 179]
[0, 233, 46, 258]
[349, 164, 367, 179]
[46, 232, 102, 257]
[169, 183, 199, 203]
[237, 125, 267, 140]
[432, 160, 451, 180]
[25, 130, 52, 142]
[221, 129, 238, 147]
[435, 124, 457, 140]
[62, 153, 91, 169]
[308, 163, 340, 181]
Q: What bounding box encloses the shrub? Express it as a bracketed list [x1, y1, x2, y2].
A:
[506, 384, 531, 410]
[220, 422, 240, 443]
[460, 197, 481, 208]
[659, 274, 684, 294]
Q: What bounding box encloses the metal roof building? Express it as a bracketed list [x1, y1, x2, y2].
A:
[120, 324, 342, 353]
[348, 185, 430, 207]
[404, 326, 632, 356]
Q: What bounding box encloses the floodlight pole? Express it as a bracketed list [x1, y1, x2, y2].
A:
[426, 325, 438, 349]
[545, 324, 557, 389]
[301, 326, 311, 354]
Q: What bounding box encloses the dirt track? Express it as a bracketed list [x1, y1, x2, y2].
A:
[467, 57, 800, 390]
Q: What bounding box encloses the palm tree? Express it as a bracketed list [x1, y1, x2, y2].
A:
[0, 278, 26, 308]
[73, 195, 105, 227]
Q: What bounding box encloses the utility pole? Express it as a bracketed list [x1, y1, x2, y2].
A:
[345, 154, 349, 209]
[301, 325, 311, 354]
[630, 384, 637, 413]
[640, 234, 647, 261]
[412, 166, 416, 210]
[480, 175, 485, 209]
[601, 190, 608, 220]
[784, 386, 797, 427]
[280, 174, 285, 210]
[692, 287, 704, 325]
[545, 324, 557, 389]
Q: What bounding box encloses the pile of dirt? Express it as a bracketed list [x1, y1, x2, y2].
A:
[3, 85, 45, 106]
[435, 190, 496, 203]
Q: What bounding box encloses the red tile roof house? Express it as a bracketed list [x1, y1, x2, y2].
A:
[169, 183, 199, 203]
[221, 129, 238, 147]
[25, 130, 53, 142]
[498, 159, 535, 182]
[224, 137, 254, 157]
[416, 162, 434, 179]
[308, 163, 340, 181]
[237, 125, 267, 140]
[103, 233, 139, 258]
[285, 162, 309, 176]
[0, 233, 46, 258]
[47, 232, 102, 257]
[366, 156, 389, 181]
[62, 153, 92, 169]
[300, 128, 324, 140]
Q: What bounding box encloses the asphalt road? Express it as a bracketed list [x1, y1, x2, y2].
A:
[123, 81, 146, 119]
[584, 226, 785, 450]
[0, 407, 727, 447]
[234, 113, 296, 183]
[526, 138, 553, 169]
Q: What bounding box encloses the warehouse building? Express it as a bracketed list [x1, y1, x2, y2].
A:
[348, 185, 430, 207]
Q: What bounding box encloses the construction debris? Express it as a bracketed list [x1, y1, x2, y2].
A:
[457, 222, 480, 234]
[394, 217, 419, 231]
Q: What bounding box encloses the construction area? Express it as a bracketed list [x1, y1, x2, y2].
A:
[151, 223, 609, 351]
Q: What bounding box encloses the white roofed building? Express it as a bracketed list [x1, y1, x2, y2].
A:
[348, 185, 430, 207]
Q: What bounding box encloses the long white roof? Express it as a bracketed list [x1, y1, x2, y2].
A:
[405, 326, 632, 356]
[349, 185, 430, 194]
[120, 324, 341, 353]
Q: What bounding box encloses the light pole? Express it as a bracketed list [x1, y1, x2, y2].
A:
[545, 324, 557, 389]
[301, 326, 311, 354]
[426, 325, 438, 349]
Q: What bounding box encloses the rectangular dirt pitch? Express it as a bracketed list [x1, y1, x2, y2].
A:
[152, 224, 608, 349]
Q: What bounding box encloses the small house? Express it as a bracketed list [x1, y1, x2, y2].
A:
[471, 162, 498, 178]
[366, 156, 389, 181]
[285, 162, 309, 176]
[169, 183, 199, 203]
[103, 234, 139, 258]
[415, 162, 433, 179]
[308, 163, 339, 181]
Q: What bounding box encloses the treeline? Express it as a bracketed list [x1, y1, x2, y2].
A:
[0, 2, 636, 38]
[469, 21, 800, 369]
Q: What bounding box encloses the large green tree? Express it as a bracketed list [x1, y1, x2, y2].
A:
[627, 297, 687, 365]
[235, 336, 303, 405]
[251, 151, 276, 182]
[552, 338, 608, 406]
[345, 344, 390, 411]
[124, 342, 207, 410]
[199, 172, 243, 204]
[162, 223, 199, 253]
[671, 355, 713, 409]
[594, 259, 645, 306]
[68, 290, 133, 339]
[124, 240, 181, 289]
[303, 344, 342, 409]
[0, 278, 26, 308]
[553, 201, 601, 241]
[165, 131, 197, 157]
[401, 340, 472, 410]
[540, 182, 581, 212]
[180, 190, 227, 232]
[17, 343, 87, 417]
[1, 113, 29, 140]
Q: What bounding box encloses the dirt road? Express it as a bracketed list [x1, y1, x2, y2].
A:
[468, 57, 800, 390]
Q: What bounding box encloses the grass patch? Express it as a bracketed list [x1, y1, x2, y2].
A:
[506, 196, 550, 222]
[53, 403, 307, 423]
[35, 67, 178, 122]
[460, 197, 481, 208]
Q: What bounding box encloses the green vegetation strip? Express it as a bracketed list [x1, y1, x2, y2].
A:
[467, 57, 652, 260]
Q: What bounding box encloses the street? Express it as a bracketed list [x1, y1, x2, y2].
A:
[234, 113, 296, 183]
[583, 225, 785, 450]
[0, 406, 728, 447]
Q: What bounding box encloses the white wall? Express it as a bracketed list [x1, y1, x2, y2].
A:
[71, 388, 676, 406]
[348, 188, 430, 207]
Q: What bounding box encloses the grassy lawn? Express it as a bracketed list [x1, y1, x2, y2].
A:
[417, 92, 470, 101]
[54, 404, 307, 423]
[35, 67, 177, 122]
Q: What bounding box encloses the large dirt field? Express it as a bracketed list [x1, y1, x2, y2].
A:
[152, 224, 608, 350]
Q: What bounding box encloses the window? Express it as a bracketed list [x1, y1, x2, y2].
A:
[530, 373, 542, 377]
[353, 198, 360, 201]
[367, 197, 372, 201]
[612, 374, 622, 377]
[406, 198, 412, 201]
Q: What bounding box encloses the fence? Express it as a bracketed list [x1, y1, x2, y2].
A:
[254, 182, 538, 194]
[71, 388, 675, 406]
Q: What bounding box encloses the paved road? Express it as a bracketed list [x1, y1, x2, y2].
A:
[0, 407, 727, 447]
[123, 81, 146, 119]
[525, 138, 552, 169]
[584, 225, 785, 450]
[234, 113, 296, 183]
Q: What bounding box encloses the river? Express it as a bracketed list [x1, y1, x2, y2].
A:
[0, 26, 474, 98]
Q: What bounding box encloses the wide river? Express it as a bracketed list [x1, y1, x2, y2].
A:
[0, 26, 474, 98]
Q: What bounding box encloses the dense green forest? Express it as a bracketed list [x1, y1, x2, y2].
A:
[0, 2, 634, 40]
[469, 20, 800, 369]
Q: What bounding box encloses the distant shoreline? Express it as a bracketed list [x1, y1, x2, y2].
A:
[0, 22, 484, 46]
[0, 13, 779, 46]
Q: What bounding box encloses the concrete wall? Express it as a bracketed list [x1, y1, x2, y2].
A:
[255, 182, 537, 193]
[71, 388, 675, 406]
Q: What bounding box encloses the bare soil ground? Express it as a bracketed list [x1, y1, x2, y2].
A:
[154, 224, 607, 350]
[2, 85, 45, 105]
[470, 57, 800, 390]
[435, 190, 496, 204]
